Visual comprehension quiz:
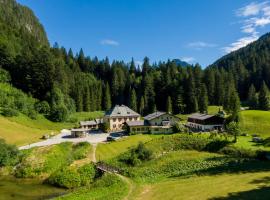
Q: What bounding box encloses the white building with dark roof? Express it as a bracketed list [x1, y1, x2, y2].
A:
[126, 111, 180, 134]
[103, 105, 141, 131]
[187, 113, 225, 131]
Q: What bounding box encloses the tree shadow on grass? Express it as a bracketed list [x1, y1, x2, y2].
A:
[209, 176, 270, 200]
[195, 157, 270, 176]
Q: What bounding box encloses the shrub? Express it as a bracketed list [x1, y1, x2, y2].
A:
[49, 104, 68, 122]
[1, 107, 19, 117]
[34, 101, 50, 115]
[47, 167, 81, 189]
[0, 139, 20, 166]
[78, 164, 96, 185]
[100, 122, 110, 133]
[219, 146, 257, 158]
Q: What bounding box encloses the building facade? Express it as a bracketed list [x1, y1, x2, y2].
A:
[126, 111, 180, 134]
[187, 113, 225, 131]
[103, 105, 141, 131]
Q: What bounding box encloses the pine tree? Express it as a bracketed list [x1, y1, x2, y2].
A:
[129, 88, 137, 111]
[103, 82, 112, 111]
[198, 84, 208, 113]
[186, 74, 198, 113]
[139, 96, 145, 115]
[229, 88, 241, 122]
[166, 96, 172, 113]
[247, 84, 258, 109]
[258, 81, 270, 110]
[83, 87, 91, 111]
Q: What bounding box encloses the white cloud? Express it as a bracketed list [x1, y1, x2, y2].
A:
[223, 34, 258, 53]
[187, 41, 217, 50]
[236, 2, 268, 17]
[100, 39, 119, 46]
[181, 57, 195, 63]
[224, 1, 270, 53]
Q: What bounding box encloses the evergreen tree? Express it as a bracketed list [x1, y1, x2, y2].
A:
[247, 84, 258, 109]
[166, 96, 172, 114]
[198, 84, 208, 113]
[258, 81, 270, 110]
[185, 74, 198, 113]
[139, 96, 145, 115]
[103, 82, 112, 111]
[129, 88, 137, 111]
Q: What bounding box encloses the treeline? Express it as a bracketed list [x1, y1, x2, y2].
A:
[1, 41, 242, 122]
[212, 32, 270, 109]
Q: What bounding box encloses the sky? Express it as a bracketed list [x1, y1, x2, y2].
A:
[17, 0, 270, 67]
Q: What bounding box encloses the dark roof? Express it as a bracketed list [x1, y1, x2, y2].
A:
[188, 113, 215, 120]
[126, 120, 149, 127]
[105, 105, 140, 117]
[80, 119, 103, 126]
[144, 111, 166, 121]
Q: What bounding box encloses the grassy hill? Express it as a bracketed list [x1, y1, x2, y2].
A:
[0, 111, 104, 146]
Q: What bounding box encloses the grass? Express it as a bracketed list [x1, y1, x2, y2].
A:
[234, 136, 270, 151]
[69, 111, 104, 122]
[96, 134, 160, 161]
[240, 110, 270, 137]
[56, 173, 129, 200]
[132, 172, 270, 200]
[0, 111, 103, 146]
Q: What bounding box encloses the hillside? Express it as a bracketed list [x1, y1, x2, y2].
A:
[0, 0, 48, 56]
[211, 33, 270, 95]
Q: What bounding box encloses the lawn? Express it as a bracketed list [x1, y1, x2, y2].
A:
[234, 136, 270, 151]
[96, 134, 159, 161]
[0, 111, 104, 146]
[240, 110, 270, 137]
[132, 172, 270, 200]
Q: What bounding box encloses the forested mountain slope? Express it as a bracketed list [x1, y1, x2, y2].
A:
[211, 33, 270, 97]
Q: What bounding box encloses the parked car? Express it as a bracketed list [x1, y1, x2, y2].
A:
[252, 137, 263, 143]
[106, 132, 124, 142]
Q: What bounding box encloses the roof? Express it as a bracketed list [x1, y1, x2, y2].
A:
[188, 113, 215, 120]
[144, 111, 167, 121]
[126, 120, 149, 127]
[105, 105, 140, 117]
[80, 119, 103, 126]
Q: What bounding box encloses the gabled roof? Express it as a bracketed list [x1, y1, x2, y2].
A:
[188, 113, 215, 120]
[126, 120, 149, 127]
[144, 111, 167, 121]
[80, 119, 103, 126]
[105, 105, 140, 117]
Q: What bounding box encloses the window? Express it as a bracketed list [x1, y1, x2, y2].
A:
[118, 118, 122, 122]
[113, 124, 116, 128]
[137, 128, 140, 131]
[155, 128, 159, 131]
[113, 118, 116, 122]
[129, 117, 132, 121]
[118, 124, 122, 128]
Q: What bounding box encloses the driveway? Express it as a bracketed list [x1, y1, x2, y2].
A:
[19, 129, 109, 150]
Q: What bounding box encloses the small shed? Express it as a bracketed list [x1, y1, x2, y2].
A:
[71, 128, 88, 138]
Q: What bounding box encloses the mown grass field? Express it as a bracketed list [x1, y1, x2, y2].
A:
[0, 111, 103, 146]
[132, 172, 270, 200]
[240, 110, 270, 137]
[96, 134, 159, 161]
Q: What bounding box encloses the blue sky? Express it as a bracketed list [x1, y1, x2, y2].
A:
[17, 0, 270, 67]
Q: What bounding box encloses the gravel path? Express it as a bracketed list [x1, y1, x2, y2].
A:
[19, 129, 109, 150]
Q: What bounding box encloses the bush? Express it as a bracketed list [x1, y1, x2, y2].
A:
[219, 146, 257, 158]
[47, 164, 97, 189]
[49, 104, 68, 122]
[47, 167, 81, 189]
[1, 107, 19, 117]
[34, 101, 50, 115]
[100, 122, 110, 133]
[78, 164, 96, 185]
[0, 139, 20, 167]
[121, 142, 153, 166]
